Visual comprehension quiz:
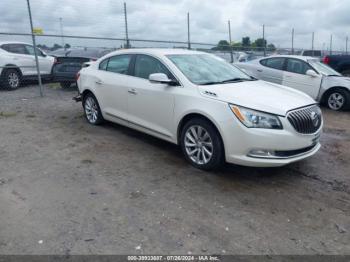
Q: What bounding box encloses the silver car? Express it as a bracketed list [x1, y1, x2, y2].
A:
[236, 55, 350, 111]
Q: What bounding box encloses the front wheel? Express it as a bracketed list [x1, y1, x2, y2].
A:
[326, 89, 350, 111]
[180, 118, 224, 170]
[83, 93, 104, 125]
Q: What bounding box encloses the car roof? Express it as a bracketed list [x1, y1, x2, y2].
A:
[106, 48, 207, 57]
[0, 41, 31, 45]
[259, 55, 317, 61]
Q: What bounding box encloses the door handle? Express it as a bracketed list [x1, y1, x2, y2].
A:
[285, 75, 292, 78]
[128, 88, 137, 95]
[257, 69, 263, 72]
[95, 80, 103, 85]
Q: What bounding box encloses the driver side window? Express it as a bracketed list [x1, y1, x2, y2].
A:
[25, 45, 45, 57]
[286, 59, 312, 75]
[134, 54, 173, 80]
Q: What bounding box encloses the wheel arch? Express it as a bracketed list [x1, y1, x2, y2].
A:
[1, 64, 23, 77]
[320, 86, 350, 104]
[176, 112, 225, 154]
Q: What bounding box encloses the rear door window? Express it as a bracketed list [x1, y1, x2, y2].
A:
[106, 55, 131, 74]
[2, 44, 27, 55]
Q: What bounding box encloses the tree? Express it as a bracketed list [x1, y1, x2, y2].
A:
[242, 37, 251, 47]
[64, 43, 71, 49]
[252, 38, 267, 51]
[212, 40, 231, 51]
[52, 43, 62, 51]
[267, 43, 276, 51]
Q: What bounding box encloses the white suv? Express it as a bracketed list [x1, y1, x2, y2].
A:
[76, 49, 322, 170]
[0, 41, 54, 89]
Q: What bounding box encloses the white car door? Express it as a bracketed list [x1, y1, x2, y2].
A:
[282, 58, 321, 99]
[93, 55, 132, 123]
[257, 57, 285, 84]
[127, 54, 176, 139]
[24, 45, 53, 75]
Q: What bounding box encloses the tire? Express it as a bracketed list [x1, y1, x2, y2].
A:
[83, 93, 104, 125]
[326, 88, 350, 111]
[60, 82, 72, 88]
[1, 69, 21, 90]
[180, 118, 224, 170]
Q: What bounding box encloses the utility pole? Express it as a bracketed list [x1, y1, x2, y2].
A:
[187, 12, 191, 50]
[330, 34, 333, 55]
[123, 2, 130, 48]
[26, 0, 43, 97]
[346, 36, 348, 55]
[228, 20, 233, 63]
[311, 32, 314, 56]
[291, 28, 294, 55]
[59, 17, 64, 49]
[262, 24, 266, 56]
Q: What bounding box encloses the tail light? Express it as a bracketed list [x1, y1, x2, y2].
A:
[76, 72, 80, 81]
[90, 58, 97, 62]
[53, 57, 61, 65]
[323, 56, 330, 64]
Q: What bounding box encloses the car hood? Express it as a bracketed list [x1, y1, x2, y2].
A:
[198, 80, 316, 116]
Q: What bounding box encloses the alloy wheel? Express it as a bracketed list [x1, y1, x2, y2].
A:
[84, 96, 99, 123]
[328, 92, 345, 110]
[184, 125, 213, 165]
[8, 72, 19, 89]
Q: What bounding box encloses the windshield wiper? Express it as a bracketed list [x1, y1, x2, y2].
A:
[200, 78, 255, 85]
[221, 78, 254, 83]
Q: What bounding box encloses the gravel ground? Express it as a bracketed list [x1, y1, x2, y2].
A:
[0, 85, 349, 255]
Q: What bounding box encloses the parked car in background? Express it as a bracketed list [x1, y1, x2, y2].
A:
[75, 49, 322, 170]
[0, 41, 54, 89]
[323, 55, 350, 77]
[51, 47, 114, 88]
[299, 50, 322, 58]
[236, 55, 350, 111]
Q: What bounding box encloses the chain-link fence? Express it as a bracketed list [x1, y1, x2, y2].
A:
[0, 0, 349, 95]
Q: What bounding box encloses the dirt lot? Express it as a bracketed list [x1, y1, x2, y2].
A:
[0, 85, 349, 255]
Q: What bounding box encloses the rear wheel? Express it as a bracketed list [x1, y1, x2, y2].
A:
[326, 89, 350, 111]
[83, 93, 104, 125]
[180, 118, 224, 170]
[1, 69, 21, 90]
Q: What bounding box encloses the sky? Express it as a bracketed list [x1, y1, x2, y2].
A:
[0, 0, 349, 51]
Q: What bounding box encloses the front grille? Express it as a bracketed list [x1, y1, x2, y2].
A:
[287, 105, 322, 134]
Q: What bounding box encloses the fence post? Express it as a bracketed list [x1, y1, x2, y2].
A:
[124, 2, 130, 48]
[263, 24, 266, 56]
[228, 20, 233, 63]
[187, 12, 191, 50]
[26, 0, 43, 97]
[291, 28, 294, 55]
[311, 32, 314, 56]
[59, 17, 64, 48]
[330, 34, 333, 55]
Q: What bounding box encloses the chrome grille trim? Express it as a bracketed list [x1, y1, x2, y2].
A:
[287, 105, 322, 134]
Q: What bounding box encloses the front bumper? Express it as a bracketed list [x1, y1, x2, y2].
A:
[220, 114, 322, 167]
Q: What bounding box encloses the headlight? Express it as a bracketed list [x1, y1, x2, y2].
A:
[229, 104, 283, 129]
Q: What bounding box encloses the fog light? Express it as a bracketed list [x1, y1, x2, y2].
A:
[248, 149, 276, 158]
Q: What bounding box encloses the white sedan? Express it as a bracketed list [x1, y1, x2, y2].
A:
[75, 49, 322, 170]
[236, 55, 350, 111]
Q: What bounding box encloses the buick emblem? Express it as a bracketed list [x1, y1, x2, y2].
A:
[310, 111, 319, 127]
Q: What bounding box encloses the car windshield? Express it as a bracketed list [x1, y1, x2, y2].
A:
[166, 54, 253, 85]
[308, 59, 341, 76]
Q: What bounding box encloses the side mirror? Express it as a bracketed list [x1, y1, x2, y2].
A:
[306, 69, 318, 77]
[149, 73, 177, 85]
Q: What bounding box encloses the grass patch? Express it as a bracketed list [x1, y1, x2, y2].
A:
[26, 114, 36, 118]
[47, 83, 61, 89]
[0, 111, 17, 118]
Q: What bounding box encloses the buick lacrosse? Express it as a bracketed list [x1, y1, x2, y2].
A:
[75, 49, 322, 170]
